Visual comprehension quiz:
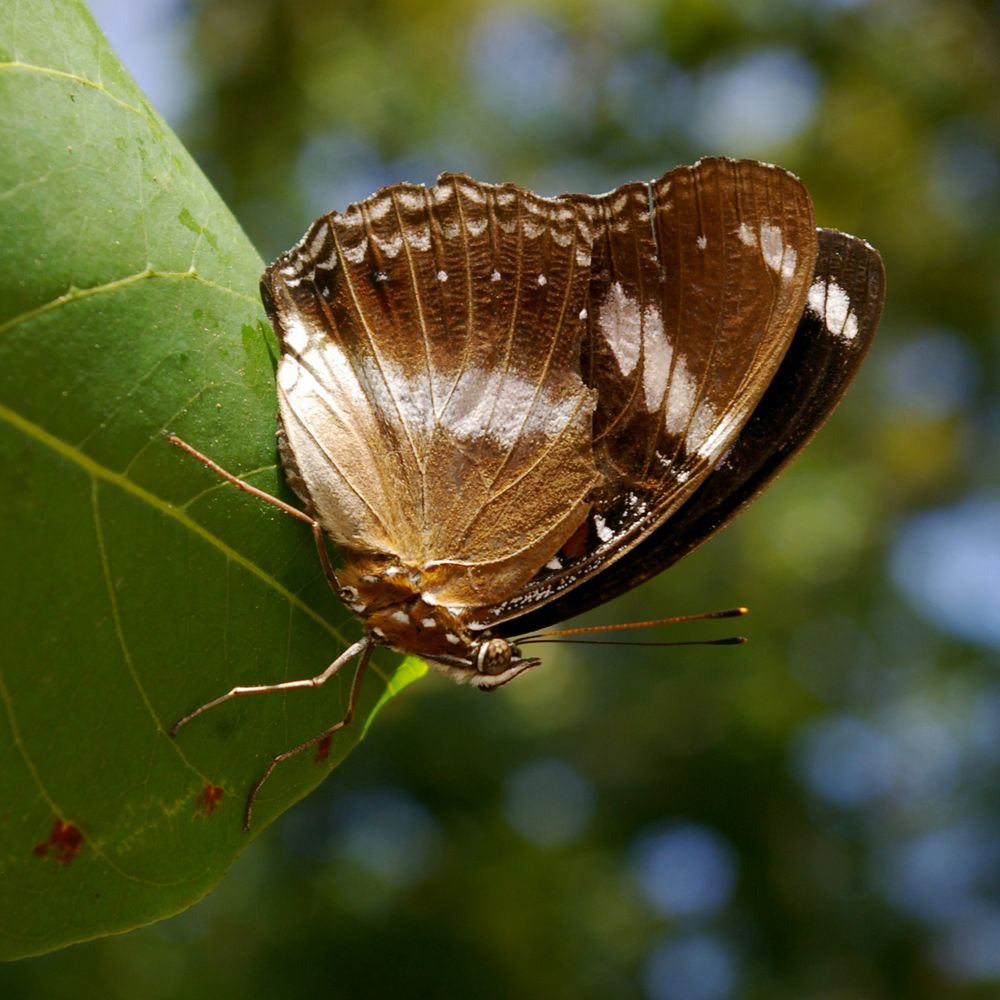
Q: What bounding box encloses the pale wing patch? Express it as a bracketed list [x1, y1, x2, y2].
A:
[663, 355, 698, 436]
[598, 281, 642, 376]
[808, 278, 859, 341]
[641, 305, 672, 411]
[759, 222, 798, 280]
[277, 346, 408, 554]
[737, 222, 756, 247]
[283, 313, 310, 354]
[694, 402, 753, 462]
[406, 226, 432, 251]
[373, 232, 403, 257]
[341, 237, 369, 265]
[685, 399, 718, 454]
[441, 366, 587, 452]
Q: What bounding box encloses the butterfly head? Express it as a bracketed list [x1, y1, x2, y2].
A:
[337, 558, 540, 689]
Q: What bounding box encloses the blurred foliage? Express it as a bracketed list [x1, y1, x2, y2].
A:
[6, 0, 1000, 996]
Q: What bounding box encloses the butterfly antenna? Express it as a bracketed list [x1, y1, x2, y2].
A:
[517, 607, 749, 648]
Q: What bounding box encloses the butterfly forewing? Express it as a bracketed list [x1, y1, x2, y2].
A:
[502, 228, 885, 635]
[487, 159, 818, 626]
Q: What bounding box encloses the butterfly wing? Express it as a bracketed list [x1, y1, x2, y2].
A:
[488, 158, 819, 627]
[262, 176, 603, 607]
[500, 228, 885, 636]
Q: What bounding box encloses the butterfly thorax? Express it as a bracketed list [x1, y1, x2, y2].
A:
[336, 557, 539, 689]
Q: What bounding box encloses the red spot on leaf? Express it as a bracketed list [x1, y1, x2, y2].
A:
[32, 819, 84, 865]
[198, 784, 224, 816]
[315, 734, 333, 763]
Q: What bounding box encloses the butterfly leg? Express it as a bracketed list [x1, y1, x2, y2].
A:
[243, 638, 374, 830]
[170, 636, 372, 737]
[166, 433, 340, 593]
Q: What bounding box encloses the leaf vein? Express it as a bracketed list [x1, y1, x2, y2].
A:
[0, 400, 343, 643]
[0, 60, 145, 117]
[0, 268, 258, 337]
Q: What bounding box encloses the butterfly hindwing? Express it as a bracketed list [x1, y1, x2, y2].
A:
[262, 176, 603, 607]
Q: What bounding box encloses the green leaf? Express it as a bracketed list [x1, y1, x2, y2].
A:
[0, 0, 424, 960]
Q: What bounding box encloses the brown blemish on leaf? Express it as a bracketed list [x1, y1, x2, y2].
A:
[315, 734, 333, 763]
[197, 784, 224, 816]
[32, 819, 84, 865]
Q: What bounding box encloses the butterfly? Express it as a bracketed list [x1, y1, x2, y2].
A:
[170, 157, 884, 827]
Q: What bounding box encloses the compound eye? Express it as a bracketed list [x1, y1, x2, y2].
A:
[475, 637, 513, 675]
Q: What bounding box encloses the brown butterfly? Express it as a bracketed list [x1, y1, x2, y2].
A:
[170, 157, 884, 828]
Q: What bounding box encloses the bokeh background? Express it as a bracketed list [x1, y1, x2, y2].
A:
[8, 1, 1000, 997]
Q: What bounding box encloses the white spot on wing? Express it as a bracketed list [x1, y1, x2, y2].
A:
[808, 278, 859, 340]
[685, 398, 718, 453]
[277, 357, 300, 391]
[664, 356, 697, 436]
[406, 227, 432, 251]
[284, 315, 310, 354]
[598, 281, 642, 376]
[466, 216, 488, 237]
[537, 274, 547, 286]
[342, 238, 368, 264]
[297, 222, 332, 262]
[366, 197, 392, 222]
[695, 403, 751, 464]
[459, 182, 486, 204]
[441, 365, 585, 451]
[373, 233, 402, 257]
[737, 223, 756, 247]
[395, 190, 424, 211]
[642, 305, 671, 411]
[594, 514, 614, 543]
[437, 270, 448, 282]
[490, 269, 501, 282]
[760, 222, 797, 280]
[696, 235, 707, 250]
[338, 208, 362, 230]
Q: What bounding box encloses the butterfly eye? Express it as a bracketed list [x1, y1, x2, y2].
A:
[475, 637, 513, 676]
